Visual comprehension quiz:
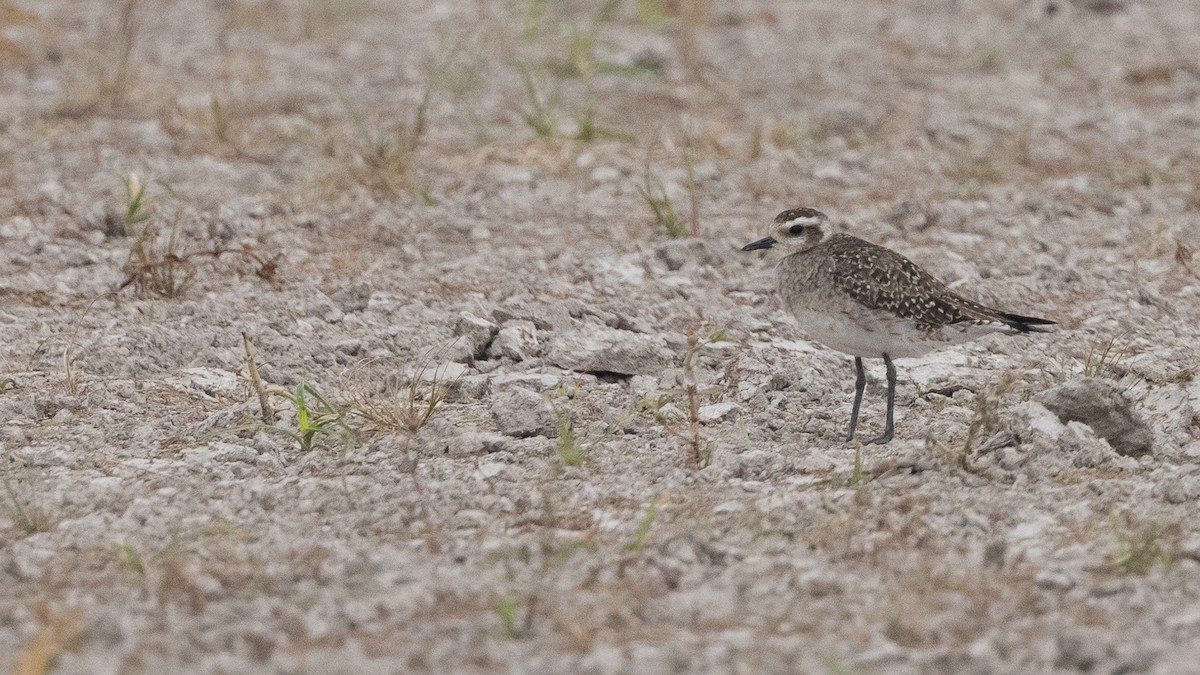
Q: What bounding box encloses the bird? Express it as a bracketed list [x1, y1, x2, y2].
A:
[742, 207, 1054, 445]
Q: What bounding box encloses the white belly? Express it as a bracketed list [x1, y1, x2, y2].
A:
[788, 309, 999, 359]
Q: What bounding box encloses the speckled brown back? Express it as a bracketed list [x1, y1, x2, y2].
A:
[819, 233, 1004, 329]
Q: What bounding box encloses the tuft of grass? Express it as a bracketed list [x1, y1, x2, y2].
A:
[123, 173, 151, 226]
[348, 357, 458, 436]
[576, 106, 634, 143]
[519, 68, 560, 138]
[1109, 511, 1177, 575]
[955, 372, 1019, 465]
[343, 85, 430, 195]
[637, 171, 688, 239]
[496, 592, 531, 639]
[2, 478, 55, 535]
[628, 497, 661, 552]
[115, 542, 146, 576]
[552, 0, 624, 78]
[122, 213, 195, 298]
[1083, 334, 1129, 379]
[271, 383, 352, 452]
[118, 227, 280, 297]
[114, 180, 280, 298]
[555, 414, 588, 467]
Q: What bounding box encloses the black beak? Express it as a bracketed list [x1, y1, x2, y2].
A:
[741, 236, 776, 252]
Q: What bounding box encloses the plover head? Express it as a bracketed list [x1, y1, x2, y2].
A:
[742, 207, 830, 255]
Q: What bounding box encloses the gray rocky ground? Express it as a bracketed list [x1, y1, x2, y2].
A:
[2, 0, 1200, 672]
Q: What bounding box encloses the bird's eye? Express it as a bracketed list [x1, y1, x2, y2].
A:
[788, 224, 805, 235]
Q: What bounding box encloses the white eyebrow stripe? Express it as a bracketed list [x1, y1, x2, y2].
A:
[785, 217, 821, 227]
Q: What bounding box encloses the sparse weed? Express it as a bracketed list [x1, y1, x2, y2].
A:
[50, 0, 143, 118]
[679, 326, 725, 468]
[123, 173, 151, 226]
[949, 151, 1003, 188]
[552, 0, 622, 78]
[115, 542, 146, 576]
[642, 327, 727, 468]
[628, 497, 661, 551]
[637, 171, 688, 238]
[115, 181, 279, 298]
[496, 593, 527, 638]
[62, 341, 80, 395]
[2, 478, 55, 535]
[1178, 242, 1200, 281]
[123, 214, 195, 298]
[271, 383, 352, 452]
[118, 229, 280, 297]
[519, 68, 560, 138]
[209, 97, 232, 144]
[635, 394, 673, 416]
[819, 654, 860, 675]
[347, 357, 458, 436]
[425, 41, 488, 145]
[1083, 334, 1129, 379]
[948, 131, 1032, 190]
[955, 372, 1019, 464]
[555, 414, 588, 467]
[810, 444, 868, 490]
[1109, 511, 1177, 575]
[427, 46, 485, 99]
[343, 85, 430, 195]
[242, 332, 276, 424]
[561, 19, 600, 79]
[577, 106, 634, 143]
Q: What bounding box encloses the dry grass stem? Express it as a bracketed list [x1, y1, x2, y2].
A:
[242, 332, 276, 424]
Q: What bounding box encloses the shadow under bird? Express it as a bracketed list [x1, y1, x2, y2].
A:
[742, 207, 1054, 445]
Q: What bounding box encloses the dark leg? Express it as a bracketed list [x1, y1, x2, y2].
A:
[846, 357, 866, 442]
[866, 353, 896, 445]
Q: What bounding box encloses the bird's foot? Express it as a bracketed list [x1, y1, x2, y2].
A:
[864, 430, 893, 445]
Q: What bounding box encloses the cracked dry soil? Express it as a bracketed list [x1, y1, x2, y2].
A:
[3, 0, 1200, 673]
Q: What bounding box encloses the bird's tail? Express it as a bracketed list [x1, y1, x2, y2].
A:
[999, 311, 1056, 333]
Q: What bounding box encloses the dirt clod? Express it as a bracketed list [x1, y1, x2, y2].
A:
[1039, 378, 1154, 456]
[491, 387, 558, 438]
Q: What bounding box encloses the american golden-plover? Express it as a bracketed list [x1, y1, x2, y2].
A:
[742, 207, 1054, 445]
